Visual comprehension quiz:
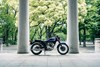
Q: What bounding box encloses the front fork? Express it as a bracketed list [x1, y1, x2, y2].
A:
[58, 40, 61, 45]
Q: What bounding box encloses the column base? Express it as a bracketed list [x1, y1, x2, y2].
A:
[69, 52, 79, 54]
[17, 52, 29, 54]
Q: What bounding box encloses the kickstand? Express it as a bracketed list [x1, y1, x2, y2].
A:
[44, 49, 46, 55]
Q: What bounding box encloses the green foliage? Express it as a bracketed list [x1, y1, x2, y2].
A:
[55, 32, 66, 41]
[79, 0, 100, 47]
[0, 0, 17, 45]
[30, 0, 87, 41]
[29, 0, 66, 26]
[1, 0, 99, 45]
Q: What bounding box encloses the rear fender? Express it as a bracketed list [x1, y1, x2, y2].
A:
[32, 40, 45, 47]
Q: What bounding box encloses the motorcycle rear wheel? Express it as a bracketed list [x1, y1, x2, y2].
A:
[57, 43, 69, 55]
[30, 42, 42, 55]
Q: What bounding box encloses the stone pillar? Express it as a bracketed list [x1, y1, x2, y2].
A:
[0, 38, 3, 53]
[17, 0, 29, 54]
[95, 38, 100, 53]
[67, 0, 79, 53]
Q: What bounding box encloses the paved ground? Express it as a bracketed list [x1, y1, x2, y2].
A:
[1, 43, 95, 53]
[0, 44, 100, 67]
[0, 52, 100, 67]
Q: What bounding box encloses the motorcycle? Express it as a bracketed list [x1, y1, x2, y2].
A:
[30, 36, 69, 55]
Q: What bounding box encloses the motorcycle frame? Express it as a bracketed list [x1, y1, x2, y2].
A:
[32, 36, 61, 51]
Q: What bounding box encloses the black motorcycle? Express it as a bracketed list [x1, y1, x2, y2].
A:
[30, 36, 69, 55]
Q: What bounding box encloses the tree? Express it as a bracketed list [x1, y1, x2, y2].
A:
[29, 0, 87, 41]
[0, 0, 18, 45]
[95, 0, 100, 38]
[78, 0, 87, 47]
[0, 0, 88, 45]
[83, 0, 99, 46]
[29, 0, 67, 40]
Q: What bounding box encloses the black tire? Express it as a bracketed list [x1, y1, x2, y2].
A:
[30, 42, 42, 55]
[57, 43, 69, 55]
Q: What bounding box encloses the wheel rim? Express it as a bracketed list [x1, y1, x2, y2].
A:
[32, 44, 41, 53]
[58, 45, 67, 53]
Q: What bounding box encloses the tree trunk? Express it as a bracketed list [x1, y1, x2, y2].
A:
[30, 28, 37, 41]
[14, 29, 18, 44]
[3, 25, 9, 46]
[45, 26, 51, 39]
[83, 27, 86, 47]
[11, 32, 14, 44]
[39, 27, 42, 39]
[79, 30, 82, 45]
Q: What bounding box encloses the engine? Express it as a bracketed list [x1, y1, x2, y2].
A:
[47, 42, 55, 51]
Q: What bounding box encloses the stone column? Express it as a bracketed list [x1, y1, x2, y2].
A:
[17, 0, 29, 54]
[0, 38, 3, 53]
[95, 38, 100, 53]
[67, 0, 79, 53]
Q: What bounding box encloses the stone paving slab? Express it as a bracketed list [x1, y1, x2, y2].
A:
[0, 53, 100, 67]
[0, 44, 99, 67]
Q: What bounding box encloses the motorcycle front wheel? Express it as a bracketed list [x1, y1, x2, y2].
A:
[57, 43, 69, 55]
[30, 42, 42, 55]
